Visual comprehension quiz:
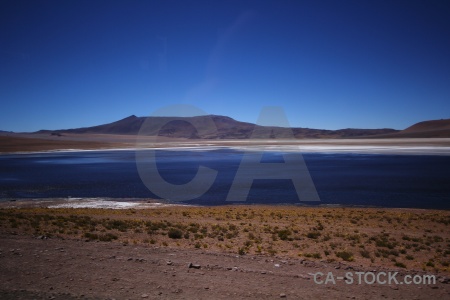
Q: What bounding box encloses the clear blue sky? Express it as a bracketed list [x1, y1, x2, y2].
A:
[1, 0, 449, 132]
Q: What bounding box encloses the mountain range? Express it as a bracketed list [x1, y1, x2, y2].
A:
[36, 115, 450, 139]
[36, 115, 393, 139]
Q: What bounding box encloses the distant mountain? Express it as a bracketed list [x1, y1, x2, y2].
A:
[37, 115, 400, 139]
[369, 118, 450, 138]
[58, 115, 146, 135]
[401, 119, 450, 137]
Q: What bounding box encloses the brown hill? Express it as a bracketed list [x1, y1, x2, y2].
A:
[368, 119, 450, 138]
[37, 115, 399, 139]
[40, 115, 256, 139]
[400, 119, 450, 137]
[403, 118, 450, 132]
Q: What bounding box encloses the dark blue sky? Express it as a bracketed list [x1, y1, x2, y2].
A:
[1, 0, 449, 132]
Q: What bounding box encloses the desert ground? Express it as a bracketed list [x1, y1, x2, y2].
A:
[0, 203, 449, 299]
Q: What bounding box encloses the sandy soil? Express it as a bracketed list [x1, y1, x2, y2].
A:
[1, 233, 448, 300]
[0, 135, 129, 153]
[1, 205, 449, 299]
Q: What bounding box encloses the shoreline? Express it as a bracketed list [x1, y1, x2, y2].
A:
[1, 198, 449, 211]
[1, 144, 450, 156]
[1, 133, 450, 155]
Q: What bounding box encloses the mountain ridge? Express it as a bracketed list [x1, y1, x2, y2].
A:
[36, 114, 403, 139]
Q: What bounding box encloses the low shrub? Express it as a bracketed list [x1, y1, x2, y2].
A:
[168, 228, 183, 239]
[336, 251, 354, 262]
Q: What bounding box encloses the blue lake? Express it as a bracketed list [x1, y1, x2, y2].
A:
[0, 149, 449, 209]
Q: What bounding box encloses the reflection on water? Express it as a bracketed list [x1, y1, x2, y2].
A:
[0, 149, 449, 209]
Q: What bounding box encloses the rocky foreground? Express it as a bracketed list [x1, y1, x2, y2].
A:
[1, 233, 449, 300]
[0, 205, 449, 299]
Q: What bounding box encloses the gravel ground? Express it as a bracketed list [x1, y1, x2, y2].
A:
[1, 233, 448, 300]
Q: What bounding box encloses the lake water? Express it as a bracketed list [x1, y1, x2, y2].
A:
[1, 149, 449, 209]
